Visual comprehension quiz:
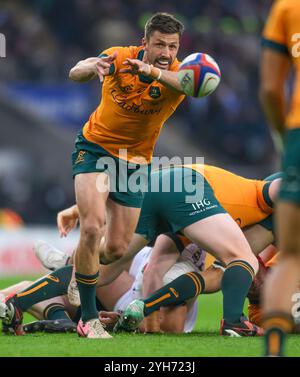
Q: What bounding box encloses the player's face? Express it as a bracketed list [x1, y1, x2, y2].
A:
[143, 31, 180, 70]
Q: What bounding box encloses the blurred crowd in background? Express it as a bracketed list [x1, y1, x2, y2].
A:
[0, 0, 278, 225]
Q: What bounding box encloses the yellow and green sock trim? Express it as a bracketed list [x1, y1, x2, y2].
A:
[222, 259, 255, 323]
[143, 271, 205, 316]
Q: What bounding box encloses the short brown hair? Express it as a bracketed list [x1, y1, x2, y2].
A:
[144, 12, 184, 40]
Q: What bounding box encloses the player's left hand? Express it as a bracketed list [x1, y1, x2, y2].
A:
[120, 58, 151, 76]
[57, 205, 79, 238]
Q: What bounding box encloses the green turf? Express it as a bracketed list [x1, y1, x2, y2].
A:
[0, 277, 300, 357]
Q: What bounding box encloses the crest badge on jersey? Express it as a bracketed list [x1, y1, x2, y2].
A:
[149, 86, 161, 99]
[75, 151, 86, 165]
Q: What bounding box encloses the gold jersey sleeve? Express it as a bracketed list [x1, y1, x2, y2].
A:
[83, 45, 185, 163]
[187, 164, 273, 228]
[262, 0, 300, 128]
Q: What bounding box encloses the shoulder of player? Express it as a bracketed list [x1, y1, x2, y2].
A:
[267, 0, 299, 20]
[262, 0, 298, 55]
[281, 0, 300, 12]
[114, 45, 144, 59]
[271, 0, 296, 12]
[110, 46, 145, 69]
[99, 45, 141, 60]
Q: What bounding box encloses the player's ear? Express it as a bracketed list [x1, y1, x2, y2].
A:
[142, 37, 147, 48]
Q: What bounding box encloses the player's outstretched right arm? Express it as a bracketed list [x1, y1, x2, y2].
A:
[69, 52, 117, 83]
[69, 57, 100, 82]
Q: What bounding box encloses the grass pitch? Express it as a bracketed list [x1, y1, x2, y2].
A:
[0, 276, 300, 357]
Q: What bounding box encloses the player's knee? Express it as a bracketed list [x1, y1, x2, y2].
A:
[222, 246, 244, 264]
[105, 239, 128, 261]
[80, 220, 104, 243]
[224, 248, 258, 274]
[222, 242, 258, 272]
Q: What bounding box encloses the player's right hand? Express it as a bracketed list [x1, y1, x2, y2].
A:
[96, 51, 118, 82]
[57, 205, 79, 238]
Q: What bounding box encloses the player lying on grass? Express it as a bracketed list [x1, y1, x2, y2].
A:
[51, 168, 280, 337]
[0, 238, 222, 335]
[101, 167, 281, 337]
[117, 215, 300, 336]
[58, 167, 281, 336]
[111, 174, 280, 335]
[121, 172, 281, 333]
[54, 207, 275, 334]
[44, 183, 286, 335]
[50, 166, 280, 336]
[114, 215, 276, 335]
[27, 217, 281, 335]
